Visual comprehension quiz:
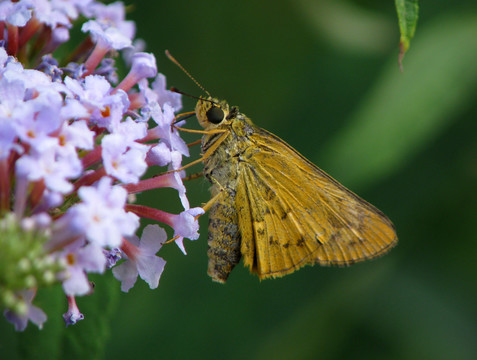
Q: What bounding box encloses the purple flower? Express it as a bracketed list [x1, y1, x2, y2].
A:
[32, 0, 71, 30]
[4, 290, 47, 331]
[57, 120, 95, 151]
[13, 102, 62, 152]
[171, 208, 205, 254]
[15, 143, 82, 194]
[36, 54, 63, 82]
[0, 75, 28, 119]
[101, 132, 148, 184]
[101, 117, 148, 184]
[95, 58, 118, 84]
[108, 114, 147, 139]
[112, 225, 166, 292]
[147, 146, 189, 209]
[64, 75, 129, 130]
[31, 189, 63, 213]
[152, 74, 182, 112]
[149, 102, 189, 157]
[65, 177, 139, 248]
[85, 1, 135, 41]
[0, 1, 32, 26]
[116, 52, 157, 93]
[122, 38, 146, 66]
[0, 117, 18, 159]
[130, 53, 157, 79]
[148, 141, 173, 167]
[62, 295, 84, 327]
[82, 19, 132, 51]
[104, 248, 122, 269]
[59, 240, 106, 296]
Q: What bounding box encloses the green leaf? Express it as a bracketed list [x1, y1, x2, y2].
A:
[395, 0, 419, 69]
[319, 13, 477, 189]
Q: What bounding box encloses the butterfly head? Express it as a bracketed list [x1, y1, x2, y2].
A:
[196, 97, 236, 130]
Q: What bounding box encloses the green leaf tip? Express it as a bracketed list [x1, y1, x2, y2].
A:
[395, 0, 419, 71]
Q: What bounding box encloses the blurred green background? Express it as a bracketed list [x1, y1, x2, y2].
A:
[2, 0, 477, 359]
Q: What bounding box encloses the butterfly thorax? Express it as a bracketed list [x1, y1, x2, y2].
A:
[196, 97, 257, 195]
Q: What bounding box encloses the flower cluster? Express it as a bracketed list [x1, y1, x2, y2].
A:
[0, 0, 203, 331]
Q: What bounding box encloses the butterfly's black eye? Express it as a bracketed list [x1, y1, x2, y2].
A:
[206, 106, 224, 124]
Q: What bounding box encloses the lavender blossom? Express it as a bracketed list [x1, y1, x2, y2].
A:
[0, 0, 203, 331]
[112, 224, 167, 292]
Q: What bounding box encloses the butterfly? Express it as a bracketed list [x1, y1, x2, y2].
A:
[193, 97, 397, 283]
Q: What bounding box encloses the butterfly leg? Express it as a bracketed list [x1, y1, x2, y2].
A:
[182, 172, 203, 181]
[163, 130, 229, 174]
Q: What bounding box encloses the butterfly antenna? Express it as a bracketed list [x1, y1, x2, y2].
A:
[165, 50, 211, 97]
[169, 87, 218, 107]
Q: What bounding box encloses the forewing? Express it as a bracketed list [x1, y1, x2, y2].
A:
[237, 128, 397, 280]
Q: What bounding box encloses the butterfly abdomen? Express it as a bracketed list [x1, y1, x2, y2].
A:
[207, 189, 241, 283]
[202, 125, 246, 283]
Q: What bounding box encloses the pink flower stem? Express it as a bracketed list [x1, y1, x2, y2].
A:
[120, 238, 140, 260]
[0, 158, 10, 211]
[84, 42, 109, 76]
[29, 179, 46, 210]
[6, 24, 19, 56]
[13, 175, 28, 219]
[123, 173, 176, 194]
[18, 17, 42, 49]
[81, 145, 102, 169]
[0, 23, 5, 41]
[114, 72, 139, 93]
[73, 167, 107, 192]
[125, 204, 174, 228]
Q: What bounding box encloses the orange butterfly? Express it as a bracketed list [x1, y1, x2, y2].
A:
[195, 97, 397, 283]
